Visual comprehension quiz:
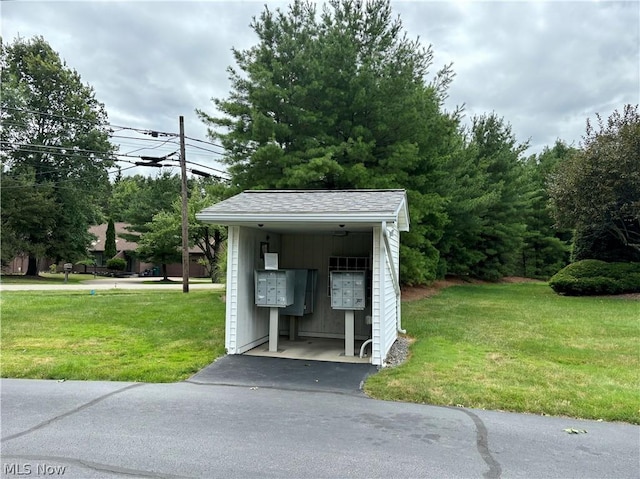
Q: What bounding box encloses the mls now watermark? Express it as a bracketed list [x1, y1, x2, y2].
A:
[3, 463, 67, 476]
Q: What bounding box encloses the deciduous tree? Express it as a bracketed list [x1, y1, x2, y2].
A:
[548, 105, 640, 261]
[0, 36, 115, 275]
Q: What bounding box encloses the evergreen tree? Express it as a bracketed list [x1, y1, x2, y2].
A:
[104, 218, 117, 260]
[438, 114, 531, 280]
[198, 0, 461, 284]
[519, 141, 573, 278]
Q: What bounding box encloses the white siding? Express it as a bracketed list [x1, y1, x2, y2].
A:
[227, 226, 281, 354]
[371, 226, 383, 365]
[225, 226, 239, 354]
[381, 223, 400, 361]
[225, 223, 402, 365]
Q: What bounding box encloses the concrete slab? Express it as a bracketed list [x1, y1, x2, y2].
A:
[244, 337, 371, 364]
[187, 355, 378, 396]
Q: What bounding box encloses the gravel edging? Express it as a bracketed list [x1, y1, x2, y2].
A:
[383, 336, 411, 368]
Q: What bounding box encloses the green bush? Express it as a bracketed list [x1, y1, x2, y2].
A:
[549, 260, 640, 296]
[106, 258, 127, 271]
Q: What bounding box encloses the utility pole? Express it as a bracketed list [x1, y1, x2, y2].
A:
[179, 116, 189, 293]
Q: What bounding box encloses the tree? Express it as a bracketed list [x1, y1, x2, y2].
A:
[108, 172, 182, 242]
[548, 105, 640, 262]
[198, 0, 461, 284]
[104, 218, 117, 260]
[136, 211, 182, 281]
[518, 141, 574, 278]
[437, 114, 531, 280]
[0, 36, 115, 275]
[186, 180, 228, 282]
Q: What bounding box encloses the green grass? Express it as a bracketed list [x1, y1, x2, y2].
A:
[2, 283, 638, 423]
[0, 273, 215, 285]
[365, 283, 640, 424]
[1, 290, 226, 382]
[0, 273, 90, 284]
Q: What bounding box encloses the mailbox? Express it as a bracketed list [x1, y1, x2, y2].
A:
[281, 269, 317, 316]
[330, 271, 366, 310]
[63, 263, 73, 272]
[254, 270, 295, 308]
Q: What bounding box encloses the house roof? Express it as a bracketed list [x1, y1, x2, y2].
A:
[89, 223, 205, 254]
[89, 222, 138, 252]
[196, 189, 410, 232]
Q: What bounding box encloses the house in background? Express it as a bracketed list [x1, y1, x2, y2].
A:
[79, 222, 208, 277]
[3, 222, 210, 277]
[86, 222, 143, 274]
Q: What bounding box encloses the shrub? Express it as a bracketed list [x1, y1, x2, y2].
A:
[106, 258, 127, 271]
[549, 260, 640, 296]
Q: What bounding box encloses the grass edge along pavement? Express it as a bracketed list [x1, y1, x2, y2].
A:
[365, 282, 639, 424]
[1, 283, 638, 423]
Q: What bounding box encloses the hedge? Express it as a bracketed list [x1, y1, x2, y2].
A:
[549, 260, 640, 296]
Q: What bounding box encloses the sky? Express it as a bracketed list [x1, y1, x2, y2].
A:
[2, 0, 639, 179]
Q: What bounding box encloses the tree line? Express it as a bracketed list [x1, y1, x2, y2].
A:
[2, 1, 638, 284]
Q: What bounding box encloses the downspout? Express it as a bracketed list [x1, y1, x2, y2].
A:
[382, 221, 406, 334]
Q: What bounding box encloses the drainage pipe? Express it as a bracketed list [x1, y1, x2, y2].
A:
[359, 338, 373, 359]
[382, 221, 406, 334]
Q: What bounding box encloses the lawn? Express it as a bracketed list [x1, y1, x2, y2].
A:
[365, 283, 640, 424]
[0, 273, 90, 284]
[2, 283, 638, 423]
[0, 273, 214, 285]
[1, 290, 226, 382]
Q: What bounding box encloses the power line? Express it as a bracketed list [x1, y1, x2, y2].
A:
[2, 108, 231, 182]
[3, 106, 226, 149]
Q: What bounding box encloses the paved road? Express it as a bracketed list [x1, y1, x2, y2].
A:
[2, 376, 638, 479]
[0, 277, 225, 291]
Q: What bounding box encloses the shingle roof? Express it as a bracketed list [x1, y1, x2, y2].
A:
[89, 222, 139, 252]
[196, 189, 409, 231]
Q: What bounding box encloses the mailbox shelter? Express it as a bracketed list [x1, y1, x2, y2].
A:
[196, 189, 409, 366]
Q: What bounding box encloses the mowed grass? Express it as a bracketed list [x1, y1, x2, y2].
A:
[2, 283, 638, 423]
[1, 290, 226, 382]
[365, 283, 640, 424]
[0, 273, 90, 284]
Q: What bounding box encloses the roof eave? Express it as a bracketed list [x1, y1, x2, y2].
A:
[195, 212, 400, 225]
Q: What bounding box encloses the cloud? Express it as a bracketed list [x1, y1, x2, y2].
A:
[2, 0, 638, 171]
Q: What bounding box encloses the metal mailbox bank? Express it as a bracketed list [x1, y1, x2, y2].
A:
[196, 189, 409, 366]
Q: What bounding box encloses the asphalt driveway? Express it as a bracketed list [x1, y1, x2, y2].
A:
[188, 355, 378, 395]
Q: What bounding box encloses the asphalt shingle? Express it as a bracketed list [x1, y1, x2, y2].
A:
[200, 189, 406, 215]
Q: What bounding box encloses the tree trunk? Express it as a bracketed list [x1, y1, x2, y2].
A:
[162, 264, 168, 281]
[211, 229, 222, 283]
[26, 256, 39, 276]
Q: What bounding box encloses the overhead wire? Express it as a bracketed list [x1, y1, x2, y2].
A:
[2, 106, 231, 180]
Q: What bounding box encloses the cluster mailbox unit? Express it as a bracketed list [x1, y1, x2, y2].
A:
[330, 270, 367, 356]
[254, 269, 295, 352]
[330, 271, 366, 310]
[254, 269, 295, 307]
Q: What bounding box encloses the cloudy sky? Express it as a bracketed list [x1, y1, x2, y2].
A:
[2, 0, 638, 178]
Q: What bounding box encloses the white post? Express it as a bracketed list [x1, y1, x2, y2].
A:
[269, 307, 279, 352]
[345, 310, 355, 357]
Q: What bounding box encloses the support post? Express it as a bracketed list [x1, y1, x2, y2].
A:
[179, 115, 189, 293]
[269, 307, 279, 352]
[345, 310, 355, 357]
